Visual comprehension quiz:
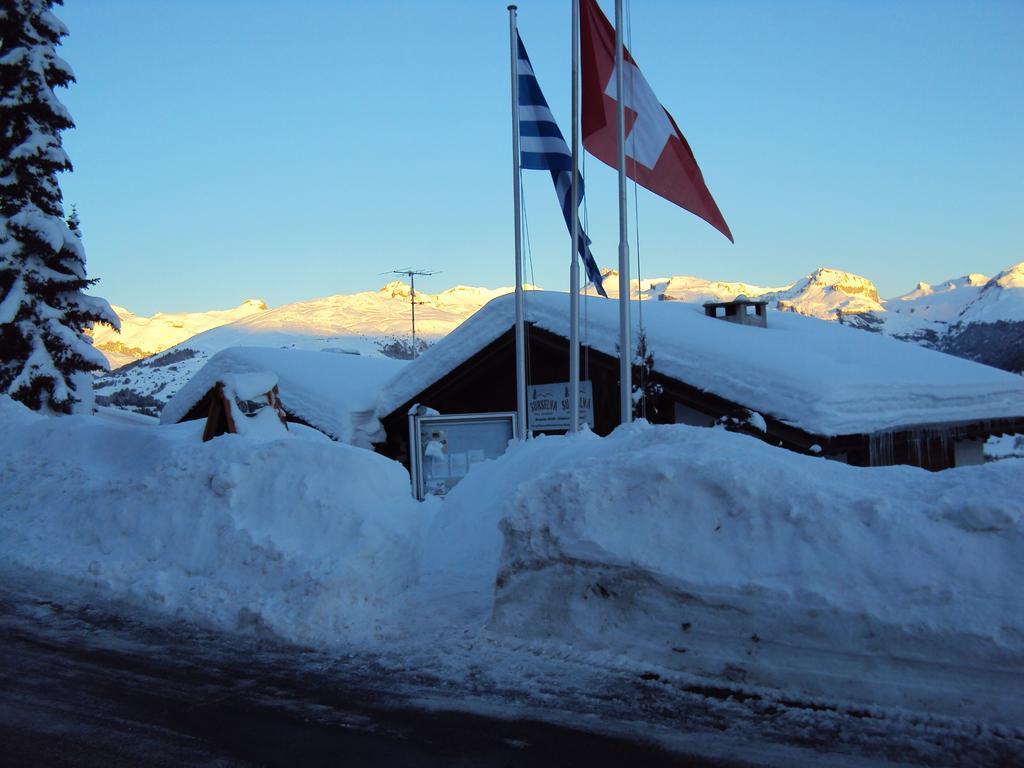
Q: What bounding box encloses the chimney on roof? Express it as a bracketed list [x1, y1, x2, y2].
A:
[702, 295, 768, 328]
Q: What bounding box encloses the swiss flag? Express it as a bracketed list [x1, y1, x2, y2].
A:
[581, 0, 733, 242]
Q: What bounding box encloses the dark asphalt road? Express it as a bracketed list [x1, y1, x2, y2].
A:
[0, 582, 726, 768]
[2, 574, 1021, 767]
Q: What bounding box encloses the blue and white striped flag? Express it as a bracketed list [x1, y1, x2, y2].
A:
[517, 33, 608, 298]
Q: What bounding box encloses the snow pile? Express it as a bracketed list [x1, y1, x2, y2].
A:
[466, 422, 1024, 723]
[215, 371, 290, 440]
[377, 291, 1024, 435]
[0, 396, 425, 647]
[160, 346, 406, 445]
[3, 397, 1023, 728]
[986, 433, 1024, 462]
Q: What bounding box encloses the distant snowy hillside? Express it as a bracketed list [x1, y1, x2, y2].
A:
[587, 262, 1024, 372]
[586, 267, 882, 320]
[937, 263, 1024, 373]
[765, 267, 884, 318]
[955, 262, 1024, 325]
[94, 281, 516, 416]
[889, 273, 989, 324]
[583, 270, 782, 303]
[860, 263, 1024, 372]
[89, 298, 269, 367]
[95, 261, 1024, 418]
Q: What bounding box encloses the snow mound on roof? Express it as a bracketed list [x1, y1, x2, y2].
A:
[221, 371, 278, 401]
[469, 422, 1024, 723]
[0, 397, 424, 647]
[376, 292, 1024, 436]
[161, 346, 406, 445]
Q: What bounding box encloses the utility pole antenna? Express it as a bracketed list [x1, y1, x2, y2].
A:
[387, 268, 438, 359]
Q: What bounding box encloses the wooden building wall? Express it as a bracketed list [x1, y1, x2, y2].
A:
[376, 323, 1024, 472]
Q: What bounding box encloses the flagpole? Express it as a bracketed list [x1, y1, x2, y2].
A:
[569, 0, 581, 433]
[614, 0, 632, 426]
[508, 5, 528, 440]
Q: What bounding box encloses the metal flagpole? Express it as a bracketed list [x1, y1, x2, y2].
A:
[614, 0, 632, 425]
[569, 0, 581, 433]
[508, 5, 528, 440]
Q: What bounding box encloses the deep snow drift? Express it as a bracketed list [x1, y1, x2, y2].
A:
[1, 396, 1022, 735]
[474, 425, 1023, 723]
[0, 397, 425, 647]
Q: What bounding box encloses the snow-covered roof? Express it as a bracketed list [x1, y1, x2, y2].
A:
[376, 292, 1024, 437]
[161, 346, 407, 446]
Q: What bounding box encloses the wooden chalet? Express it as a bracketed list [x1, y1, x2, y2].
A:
[161, 346, 406, 447]
[376, 294, 1024, 472]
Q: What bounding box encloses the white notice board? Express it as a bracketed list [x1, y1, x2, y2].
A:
[409, 409, 518, 500]
[528, 381, 594, 431]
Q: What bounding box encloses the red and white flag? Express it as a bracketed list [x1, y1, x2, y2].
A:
[581, 0, 733, 242]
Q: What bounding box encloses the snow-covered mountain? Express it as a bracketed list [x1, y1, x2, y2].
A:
[590, 263, 1023, 370]
[89, 298, 269, 369]
[94, 262, 1023, 417]
[93, 282, 518, 416]
[956, 262, 1024, 325]
[888, 273, 989, 324]
[936, 263, 1024, 373]
[583, 271, 785, 303]
[587, 266, 886, 320]
[766, 267, 884, 318]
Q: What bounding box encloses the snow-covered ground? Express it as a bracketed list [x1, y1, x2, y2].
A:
[2, 396, 1022, 763]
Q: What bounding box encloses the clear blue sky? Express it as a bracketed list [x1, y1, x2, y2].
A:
[56, 0, 1022, 314]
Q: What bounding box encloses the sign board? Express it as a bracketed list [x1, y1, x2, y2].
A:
[408, 408, 518, 500]
[528, 381, 594, 431]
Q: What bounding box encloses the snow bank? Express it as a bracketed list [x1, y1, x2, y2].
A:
[377, 292, 1024, 436]
[0, 396, 424, 647]
[4, 396, 1022, 729]
[472, 423, 1023, 723]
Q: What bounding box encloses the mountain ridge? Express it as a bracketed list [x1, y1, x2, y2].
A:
[91, 261, 1023, 417]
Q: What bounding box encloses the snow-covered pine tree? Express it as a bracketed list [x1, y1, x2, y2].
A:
[0, 0, 118, 413]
